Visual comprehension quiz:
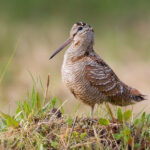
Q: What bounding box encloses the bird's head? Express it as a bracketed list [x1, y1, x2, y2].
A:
[49, 22, 94, 59]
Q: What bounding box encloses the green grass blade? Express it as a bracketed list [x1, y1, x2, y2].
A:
[28, 70, 36, 87]
[0, 44, 17, 83]
[0, 111, 19, 128]
[39, 76, 44, 94]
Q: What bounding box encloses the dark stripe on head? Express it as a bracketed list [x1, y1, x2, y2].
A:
[76, 22, 86, 26]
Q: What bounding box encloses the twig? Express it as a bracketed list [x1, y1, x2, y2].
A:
[44, 74, 50, 105]
[105, 103, 115, 122]
[110, 130, 120, 150]
[66, 116, 77, 149]
[93, 126, 102, 148]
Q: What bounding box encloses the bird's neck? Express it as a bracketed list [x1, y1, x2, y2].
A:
[66, 39, 94, 59]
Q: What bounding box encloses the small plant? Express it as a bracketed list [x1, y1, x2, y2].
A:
[99, 118, 109, 126]
[117, 108, 132, 123]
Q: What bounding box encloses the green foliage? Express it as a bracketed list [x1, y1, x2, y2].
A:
[51, 97, 57, 108]
[114, 128, 131, 141]
[70, 131, 87, 143]
[117, 108, 123, 122]
[99, 118, 109, 126]
[15, 87, 43, 121]
[123, 110, 132, 121]
[117, 108, 132, 123]
[66, 116, 73, 127]
[0, 111, 19, 128]
[50, 141, 59, 149]
[80, 132, 87, 140]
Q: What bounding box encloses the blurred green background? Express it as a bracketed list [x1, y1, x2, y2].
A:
[0, 0, 150, 114]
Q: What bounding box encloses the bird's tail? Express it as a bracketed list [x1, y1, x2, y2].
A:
[129, 87, 146, 102]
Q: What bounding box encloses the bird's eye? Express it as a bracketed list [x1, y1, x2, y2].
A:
[78, 26, 83, 31]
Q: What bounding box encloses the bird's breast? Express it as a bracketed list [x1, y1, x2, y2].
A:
[61, 57, 86, 87]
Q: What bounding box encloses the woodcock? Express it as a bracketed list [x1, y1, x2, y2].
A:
[50, 22, 145, 116]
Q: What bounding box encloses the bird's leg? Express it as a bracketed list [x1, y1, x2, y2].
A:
[90, 105, 94, 118]
[105, 103, 115, 122]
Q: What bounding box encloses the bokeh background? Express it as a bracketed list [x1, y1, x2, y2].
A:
[0, 0, 150, 115]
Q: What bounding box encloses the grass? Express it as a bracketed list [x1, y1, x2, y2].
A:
[0, 43, 17, 84]
[0, 76, 150, 150]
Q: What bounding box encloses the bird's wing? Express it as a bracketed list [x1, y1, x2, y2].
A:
[85, 56, 124, 97]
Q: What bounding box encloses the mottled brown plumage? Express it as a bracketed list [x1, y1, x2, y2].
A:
[50, 22, 145, 116]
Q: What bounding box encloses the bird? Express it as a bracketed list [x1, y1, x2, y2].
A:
[49, 22, 145, 117]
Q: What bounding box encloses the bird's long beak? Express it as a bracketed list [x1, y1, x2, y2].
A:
[49, 37, 73, 59]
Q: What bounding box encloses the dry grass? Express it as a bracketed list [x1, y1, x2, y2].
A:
[0, 106, 150, 150]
